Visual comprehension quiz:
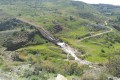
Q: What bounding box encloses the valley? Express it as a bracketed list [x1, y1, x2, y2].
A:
[0, 0, 120, 80]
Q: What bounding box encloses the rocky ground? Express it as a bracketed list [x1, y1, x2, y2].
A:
[0, 47, 32, 80]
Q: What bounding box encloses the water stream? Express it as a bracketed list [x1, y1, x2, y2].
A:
[57, 42, 91, 65]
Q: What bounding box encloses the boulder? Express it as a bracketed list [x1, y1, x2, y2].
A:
[55, 74, 67, 80]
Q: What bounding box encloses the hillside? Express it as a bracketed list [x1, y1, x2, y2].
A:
[0, 0, 120, 80]
[93, 4, 120, 25]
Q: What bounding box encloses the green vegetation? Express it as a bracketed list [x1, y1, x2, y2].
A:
[16, 44, 87, 79]
[19, 44, 66, 60]
[0, 0, 111, 62]
[0, 58, 3, 67]
[107, 51, 120, 77]
[0, 0, 120, 79]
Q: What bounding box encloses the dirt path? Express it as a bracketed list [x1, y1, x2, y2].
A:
[0, 30, 20, 34]
[79, 26, 113, 42]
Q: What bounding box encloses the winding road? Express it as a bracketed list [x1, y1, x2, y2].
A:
[79, 26, 113, 42]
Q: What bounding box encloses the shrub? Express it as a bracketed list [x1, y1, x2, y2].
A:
[101, 49, 105, 53]
[107, 55, 120, 77]
[21, 28, 26, 32]
[33, 34, 46, 44]
[0, 58, 3, 67]
[65, 62, 83, 76]
[30, 76, 39, 80]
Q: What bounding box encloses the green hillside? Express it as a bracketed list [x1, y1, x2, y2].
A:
[0, 0, 120, 80]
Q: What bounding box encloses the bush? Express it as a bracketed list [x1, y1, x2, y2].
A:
[65, 62, 83, 76]
[0, 58, 3, 67]
[33, 34, 46, 44]
[28, 50, 38, 55]
[81, 70, 108, 80]
[2, 65, 11, 72]
[101, 49, 105, 53]
[21, 28, 26, 32]
[107, 55, 120, 77]
[30, 76, 39, 80]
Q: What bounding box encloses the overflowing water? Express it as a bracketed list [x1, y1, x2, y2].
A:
[57, 42, 79, 60]
[57, 42, 91, 65]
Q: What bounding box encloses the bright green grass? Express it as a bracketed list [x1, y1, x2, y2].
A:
[0, 0, 118, 63]
[19, 43, 67, 60]
[78, 34, 120, 62]
[59, 31, 120, 63]
[24, 44, 47, 50]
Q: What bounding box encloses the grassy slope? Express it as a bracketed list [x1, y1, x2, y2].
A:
[0, 12, 70, 79]
[1, 1, 120, 80]
[0, 16, 66, 60]
[0, 0, 120, 63]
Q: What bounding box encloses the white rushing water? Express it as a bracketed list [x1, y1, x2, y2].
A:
[57, 42, 91, 65]
[57, 42, 79, 60]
